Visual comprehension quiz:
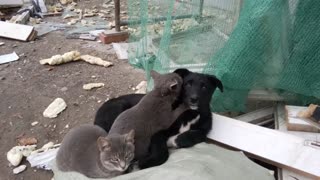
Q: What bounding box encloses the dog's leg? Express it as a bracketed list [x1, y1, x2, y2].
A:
[175, 130, 207, 148]
[138, 130, 170, 169]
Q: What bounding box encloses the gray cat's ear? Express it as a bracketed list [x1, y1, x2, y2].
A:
[97, 137, 111, 152]
[169, 79, 178, 91]
[150, 70, 160, 80]
[125, 130, 135, 144]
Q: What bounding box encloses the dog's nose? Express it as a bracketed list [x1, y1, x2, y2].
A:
[190, 97, 198, 104]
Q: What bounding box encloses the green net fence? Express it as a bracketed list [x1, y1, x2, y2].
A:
[126, 0, 320, 112]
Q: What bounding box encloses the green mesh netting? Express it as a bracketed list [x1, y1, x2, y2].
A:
[126, 0, 320, 112]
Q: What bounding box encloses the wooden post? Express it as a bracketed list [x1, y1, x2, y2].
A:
[114, 0, 121, 32]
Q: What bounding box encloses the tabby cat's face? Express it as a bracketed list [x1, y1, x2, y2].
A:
[98, 131, 135, 172]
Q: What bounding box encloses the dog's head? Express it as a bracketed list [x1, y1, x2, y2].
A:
[174, 68, 223, 110]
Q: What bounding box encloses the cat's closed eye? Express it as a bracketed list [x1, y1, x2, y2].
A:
[110, 158, 119, 162]
[125, 154, 132, 160]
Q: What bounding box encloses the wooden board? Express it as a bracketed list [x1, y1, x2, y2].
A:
[208, 113, 320, 179]
[0, 21, 34, 41]
[286, 105, 320, 133]
[0, 0, 23, 7]
[275, 104, 318, 180]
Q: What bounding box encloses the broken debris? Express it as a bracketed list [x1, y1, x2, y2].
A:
[80, 55, 113, 67]
[112, 42, 128, 60]
[79, 34, 96, 41]
[7, 145, 37, 166]
[31, 121, 39, 126]
[0, 21, 37, 41]
[13, 165, 27, 174]
[27, 143, 60, 170]
[39, 51, 81, 65]
[135, 81, 147, 94]
[83, 83, 105, 90]
[0, 52, 19, 65]
[43, 98, 67, 118]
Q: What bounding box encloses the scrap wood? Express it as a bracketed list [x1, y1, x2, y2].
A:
[83, 83, 105, 90]
[9, 5, 35, 24]
[80, 55, 113, 67]
[208, 113, 320, 179]
[0, 52, 19, 65]
[0, 21, 36, 41]
[39, 51, 81, 65]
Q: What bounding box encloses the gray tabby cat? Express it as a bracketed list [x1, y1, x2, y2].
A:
[56, 124, 135, 178]
[109, 70, 183, 160]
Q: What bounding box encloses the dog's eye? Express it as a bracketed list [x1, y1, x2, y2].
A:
[201, 85, 206, 90]
[186, 81, 192, 87]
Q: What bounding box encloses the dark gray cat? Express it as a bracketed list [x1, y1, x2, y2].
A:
[56, 124, 135, 178]
[109, 70, 183, 160]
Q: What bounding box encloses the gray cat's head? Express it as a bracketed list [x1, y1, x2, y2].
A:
[150, 70, 183, 98]
[97, 130, 135, 172]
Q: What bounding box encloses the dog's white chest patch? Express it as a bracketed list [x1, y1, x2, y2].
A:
[167, 115, 200, 148]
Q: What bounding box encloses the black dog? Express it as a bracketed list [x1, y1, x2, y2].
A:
[94, 68, 223, 169]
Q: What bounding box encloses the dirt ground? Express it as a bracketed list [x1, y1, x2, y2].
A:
[0, 1, 145, 179]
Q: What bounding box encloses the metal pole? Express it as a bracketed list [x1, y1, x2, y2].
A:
[114, 0, 121, 32]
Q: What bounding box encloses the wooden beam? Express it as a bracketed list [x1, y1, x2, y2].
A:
[10, 5, 34, 24]
[208, 113, 320, 179]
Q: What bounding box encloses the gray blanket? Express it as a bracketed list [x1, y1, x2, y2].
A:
[51, 143, 275, 180]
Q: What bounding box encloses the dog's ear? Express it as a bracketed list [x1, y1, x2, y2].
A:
[174, 68, 190, 78]
[207, 75, 223, 92]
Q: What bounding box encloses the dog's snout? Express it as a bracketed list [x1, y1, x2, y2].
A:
[190, 96, 198, 103]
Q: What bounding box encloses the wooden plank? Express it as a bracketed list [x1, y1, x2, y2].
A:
[235, 107, 274, 123]
[10, 5, 34, 24]
[275, 104, 318, 180]
[208, 113, 320, 179]
[38, 0, 47, 13]
[0, 0, 23, 7]
[0, 21, 34, 41]
[286, 105, 320, 133]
